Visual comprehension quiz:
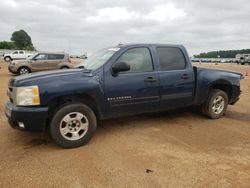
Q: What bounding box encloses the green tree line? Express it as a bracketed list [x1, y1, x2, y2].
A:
[0, 30, 35, 50]
[194, 49, 250, 58]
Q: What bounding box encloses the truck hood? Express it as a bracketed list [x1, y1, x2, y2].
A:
[10, 69, 93, 87]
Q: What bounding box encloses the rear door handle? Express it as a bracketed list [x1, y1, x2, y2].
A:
[144, 77, 158, 83]
[181, 74, 191, 79]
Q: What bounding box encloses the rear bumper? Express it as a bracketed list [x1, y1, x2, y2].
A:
[229, 89, 242, 105]
[5, 101, 49, 132]
[230, 97, 240, 105]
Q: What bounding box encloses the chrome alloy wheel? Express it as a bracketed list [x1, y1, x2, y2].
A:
[212, 96, 225, 114]
[59, 112, 89, 141]
[19, 68, 29, 74]
[5, 57, 11, 62]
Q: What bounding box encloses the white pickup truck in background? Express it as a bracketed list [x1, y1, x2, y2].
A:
[3, 50, 33, 62]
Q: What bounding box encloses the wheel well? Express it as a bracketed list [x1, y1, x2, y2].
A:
[210, 83, 232, 101]
[46, 94, 100, 129]
[60, 66, 69, 69]
[4, 56, 12, 60]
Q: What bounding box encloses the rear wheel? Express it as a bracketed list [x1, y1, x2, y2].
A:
[18, 67, 31, 75]
[4, 56, 12, 62]
[201, 89, 228, 119]
[50, 103, 97, 148]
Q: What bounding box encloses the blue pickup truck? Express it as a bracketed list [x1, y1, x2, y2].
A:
[5, 44, 243, 148]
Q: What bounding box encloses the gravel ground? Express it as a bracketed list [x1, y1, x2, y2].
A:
[0, 60, 250, 188]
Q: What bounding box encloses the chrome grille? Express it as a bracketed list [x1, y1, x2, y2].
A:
[7, 87, 13, 102]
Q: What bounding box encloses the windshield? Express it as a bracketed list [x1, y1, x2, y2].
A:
[27, 53, 38, 60]
[78, 47, 120, 70]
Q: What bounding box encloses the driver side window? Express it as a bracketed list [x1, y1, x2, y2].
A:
[116, 48, 153, 73]
[34, 54, 48, 60]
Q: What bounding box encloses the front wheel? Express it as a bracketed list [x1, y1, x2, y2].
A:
[50, 103, 97, 148]
[18, 67, 31, 75]
[4, 56, 12, 62]
[201, 89, 228, 119]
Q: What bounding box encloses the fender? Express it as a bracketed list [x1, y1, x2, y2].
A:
[193, 67, 241, 105]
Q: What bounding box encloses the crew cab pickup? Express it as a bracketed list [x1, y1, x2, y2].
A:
[4, 50, 33, 62]
[5, 44, 243, 148]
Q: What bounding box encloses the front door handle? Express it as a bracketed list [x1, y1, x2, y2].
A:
[181, 74, 191, 79]
[144, 77, 158, 83]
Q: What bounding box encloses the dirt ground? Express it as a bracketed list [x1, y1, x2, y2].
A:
[0, 60, 250, 188]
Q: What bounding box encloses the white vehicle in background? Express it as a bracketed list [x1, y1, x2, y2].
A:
[236, 54, 250, 65]
[3, 50, 33, 62]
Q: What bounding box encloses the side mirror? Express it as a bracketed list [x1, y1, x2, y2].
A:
[112, 62, 130, 74]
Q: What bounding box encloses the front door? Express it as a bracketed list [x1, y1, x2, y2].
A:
[31, 53, 49, 71]
[104, 47, 160, 117]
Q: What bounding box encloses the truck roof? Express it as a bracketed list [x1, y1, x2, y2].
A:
[116, 43, 185, 49]
[35, 51, 67, 54]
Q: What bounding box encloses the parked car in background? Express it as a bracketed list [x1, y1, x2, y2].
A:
[236, 54, 250, 65]
[3, 50, 33, 62]
[70, 55, 80, 58]
[5, 44, 243, 148]
[79, 54, 87, 59]
[8, 52, 72, 75]
[190, 58, 200, 62]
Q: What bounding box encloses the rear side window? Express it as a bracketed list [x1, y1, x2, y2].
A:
[48, 54, 64, 60]
[156, 47, 186, 71]
[19, 51, 24, 54]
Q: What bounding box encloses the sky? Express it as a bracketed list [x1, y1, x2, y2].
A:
[0, 0, 250, 56]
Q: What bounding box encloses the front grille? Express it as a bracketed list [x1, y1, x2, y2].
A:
[8, 78, 16, 104]
[7, 85, 14, 104]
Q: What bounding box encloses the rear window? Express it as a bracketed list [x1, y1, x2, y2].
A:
[156, 47, 186, 71]
[48, 54, 64, 60]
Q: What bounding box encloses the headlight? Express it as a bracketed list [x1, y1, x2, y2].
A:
[15, 86, 40, 106]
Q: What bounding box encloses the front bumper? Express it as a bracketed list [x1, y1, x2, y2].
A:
[8, 65, 17, 74]
[5, 101, 49, 132]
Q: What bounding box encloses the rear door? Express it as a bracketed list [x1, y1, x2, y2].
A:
[155, 47, 195, 109]
[47, 54, 65, 69]
[18, 51, 25, 59]
[104, 47, 160, 117]
[31, 53, 49, 71]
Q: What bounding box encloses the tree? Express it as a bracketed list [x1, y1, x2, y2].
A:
[11, 29, 35, 50]
[0, 41, 16, 49]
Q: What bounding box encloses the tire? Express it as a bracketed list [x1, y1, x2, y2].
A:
[17, 67, 31, 75]
[4, 56, 12, 62]
[201, 89, 228, 119]
[60, 66, 69, 69]
[50, 103, 97, 148]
